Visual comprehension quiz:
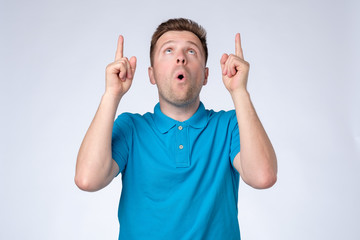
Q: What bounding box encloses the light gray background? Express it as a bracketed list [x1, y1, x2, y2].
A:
[1, 0, 359, 239]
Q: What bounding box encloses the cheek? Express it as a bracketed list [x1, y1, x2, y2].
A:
[154, 58, 171, 71]
[153, 68, 168, 84]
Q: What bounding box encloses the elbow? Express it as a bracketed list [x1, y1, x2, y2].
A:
[253, 172, 277, 189]
[252, 154, 278, 189]
[244, 168, 277, 189]
[74, 173, 100, 192]
[75, 156, 116, 192]
[241, 154, 278, 189]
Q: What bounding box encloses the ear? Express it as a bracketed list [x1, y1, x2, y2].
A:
[203, 67, 209, 86]
[148, 66, 156, 85]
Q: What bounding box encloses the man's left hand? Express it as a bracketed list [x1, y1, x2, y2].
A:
[220, 33, 250, 94]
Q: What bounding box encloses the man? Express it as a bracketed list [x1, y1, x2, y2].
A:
[75, 18, 277, 240]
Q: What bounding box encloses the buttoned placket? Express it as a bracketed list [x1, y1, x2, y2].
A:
[175, 122, 190, 168]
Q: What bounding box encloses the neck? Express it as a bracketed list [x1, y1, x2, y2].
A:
[159, 98, 200, 122]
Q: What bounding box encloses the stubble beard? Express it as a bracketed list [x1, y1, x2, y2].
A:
[158, 81, 202, 108]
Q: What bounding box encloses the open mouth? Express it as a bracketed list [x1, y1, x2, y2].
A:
[177, 74, 184, 80]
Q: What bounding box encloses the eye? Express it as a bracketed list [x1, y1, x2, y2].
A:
[188, 49, 196, 55]
[165, 49, 172, 54]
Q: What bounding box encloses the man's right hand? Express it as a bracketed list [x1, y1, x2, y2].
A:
[105, 35, 137, 100]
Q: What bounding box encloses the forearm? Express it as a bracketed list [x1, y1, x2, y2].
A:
[75, 93, 120, 191]
[232, 90, 277, 189]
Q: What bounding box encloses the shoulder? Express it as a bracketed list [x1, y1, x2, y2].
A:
[204, 108, 238, 132]
[114, 111, 154, 128]
[207, 108, 236, 121]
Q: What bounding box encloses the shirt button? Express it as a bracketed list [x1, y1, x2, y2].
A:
[178, 126, 183, 130]
[179, 145, 184, 150]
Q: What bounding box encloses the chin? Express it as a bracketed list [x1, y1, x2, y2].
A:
[159, 88, 200, 107]
[169, 96, 198, 107]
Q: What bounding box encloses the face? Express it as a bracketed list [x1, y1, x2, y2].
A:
[148, 31, 209, 107]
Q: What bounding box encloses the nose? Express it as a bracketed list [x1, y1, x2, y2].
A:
[177, 58, 185, 64]
[176, 53, 186, 65]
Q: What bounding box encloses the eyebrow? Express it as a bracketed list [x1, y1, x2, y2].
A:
[160, 40, 202, 51]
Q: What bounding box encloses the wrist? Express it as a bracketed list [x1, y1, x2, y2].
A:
[103, 91, 122, 104]
[230, 88, 250, 100]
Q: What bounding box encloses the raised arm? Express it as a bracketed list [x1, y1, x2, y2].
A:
[75, 35, 137, 192]
[220, 33, 277, 189]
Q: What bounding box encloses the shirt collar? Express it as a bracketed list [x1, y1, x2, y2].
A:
[153, 102, 208, 134]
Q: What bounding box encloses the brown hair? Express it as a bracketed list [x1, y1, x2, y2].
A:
[150, 18, 208, 66]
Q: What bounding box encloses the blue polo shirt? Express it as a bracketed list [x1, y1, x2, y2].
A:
[112, 102, 241, 240]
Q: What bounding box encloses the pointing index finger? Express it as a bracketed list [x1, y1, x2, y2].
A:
[235, 33, 244, 59]
[115, 35, 124, 61]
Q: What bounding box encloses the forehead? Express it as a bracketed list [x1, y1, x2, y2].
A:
[155, 31, 203, 50]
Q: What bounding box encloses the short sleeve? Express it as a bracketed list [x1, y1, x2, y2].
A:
[229, 111, 240, 164]
[112, 113, 133, 175]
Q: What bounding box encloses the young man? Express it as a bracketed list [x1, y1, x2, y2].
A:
[76, 18, 277, 240]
